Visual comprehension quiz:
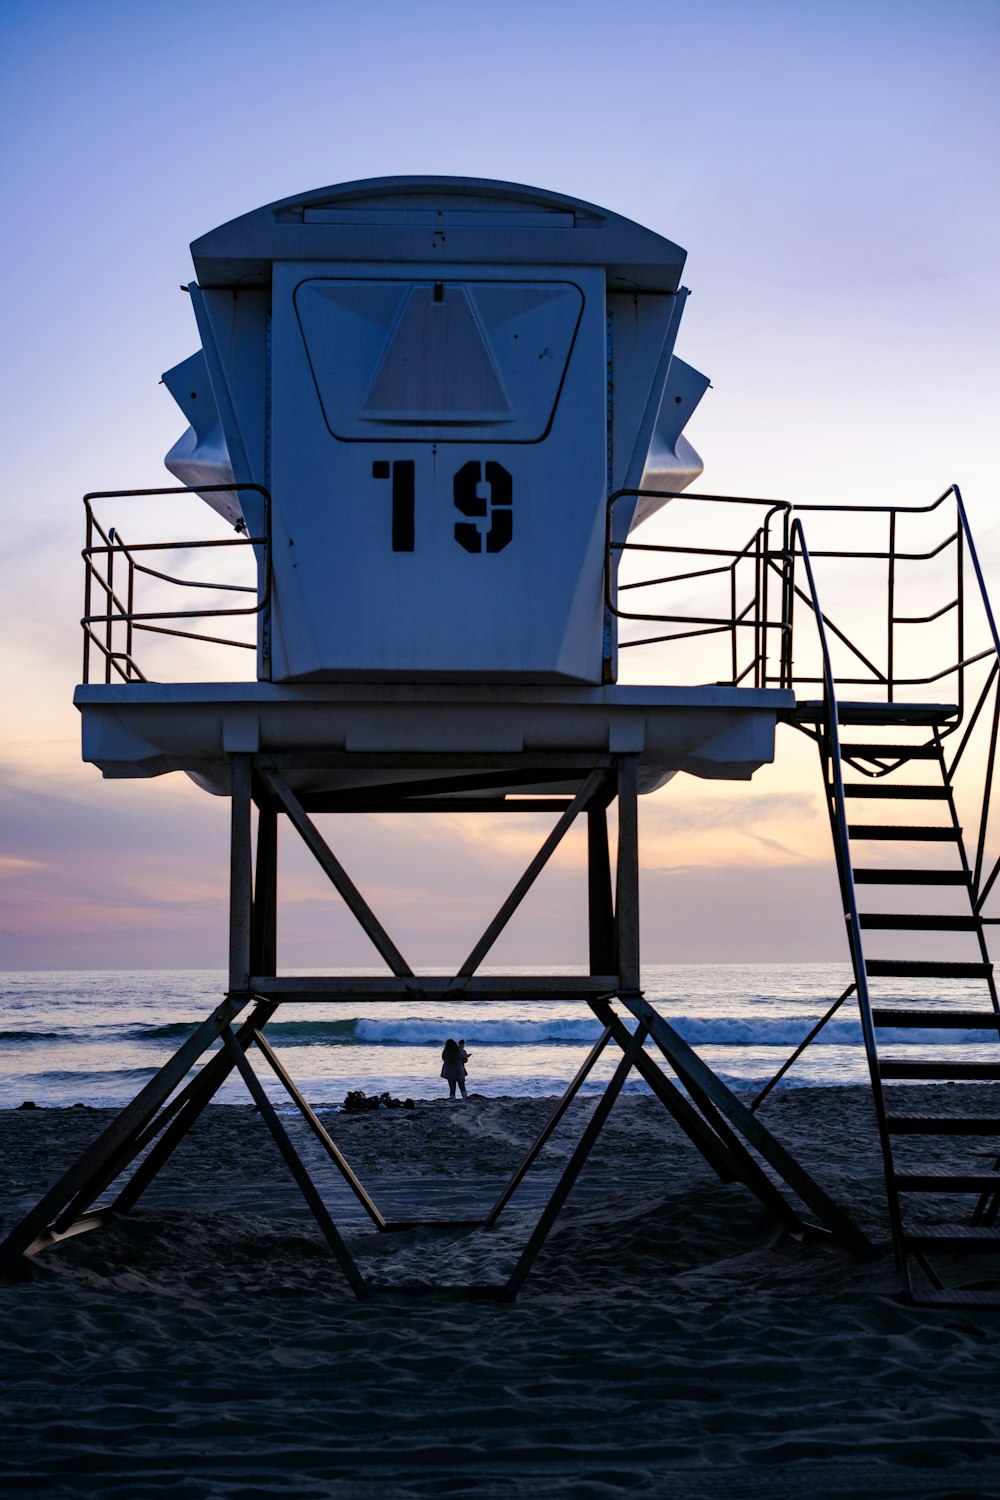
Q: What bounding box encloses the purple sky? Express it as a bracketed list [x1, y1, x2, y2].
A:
[1, 0, 998, 969]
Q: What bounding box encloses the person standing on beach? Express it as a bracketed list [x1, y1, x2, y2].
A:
[440, 1037, 470, 1100]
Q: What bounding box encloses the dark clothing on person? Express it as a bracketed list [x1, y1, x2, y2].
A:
[441, 1038, 469, 1099]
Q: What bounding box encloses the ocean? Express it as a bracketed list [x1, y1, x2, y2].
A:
[3, 963, 998, 1111]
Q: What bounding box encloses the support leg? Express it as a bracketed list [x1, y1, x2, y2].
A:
[221, 1027, 370, 1299]
[591, 1002, 738, 1184]
[230, 754, 253, 994]
[457, 769, 608, 979]
[0, 996, 246, 1269]
[251, 1028, 386, 1230]
[615, 757, 641, 993]
[110, 998, 278, 1218]
[251, 798, 277, 978]
[483, 1025, 614, 1228]
[621, 993, 877, 1259]
[504, 1025, 647, 1297]
[587, 803, 615, 976]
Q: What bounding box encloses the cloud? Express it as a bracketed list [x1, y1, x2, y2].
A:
[0, 856, 46, 878]
[640, 786, 828, 868]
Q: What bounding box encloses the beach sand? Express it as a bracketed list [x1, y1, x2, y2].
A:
[2, 1086, 1000, 1497]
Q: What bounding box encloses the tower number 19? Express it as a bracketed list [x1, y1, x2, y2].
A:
[372, 459, 513, 554]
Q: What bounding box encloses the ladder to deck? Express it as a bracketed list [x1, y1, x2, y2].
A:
[787, 491, 1000, 1304]
[808, 701, 1000, 1303]
[612, 485, 1000, 1301]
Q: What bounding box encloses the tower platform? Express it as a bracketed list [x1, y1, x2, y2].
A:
[75, 681, 794, 794]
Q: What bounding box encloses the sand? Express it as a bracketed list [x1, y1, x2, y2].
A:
[2, 1086, 1000, 1497]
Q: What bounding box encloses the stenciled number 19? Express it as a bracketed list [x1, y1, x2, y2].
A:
[372, 459, 513, 554]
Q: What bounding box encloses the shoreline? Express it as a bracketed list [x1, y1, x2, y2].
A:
[3, 1089, 1000, 1496]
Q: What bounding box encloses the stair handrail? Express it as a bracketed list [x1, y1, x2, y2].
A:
[789, 517, 908, 1274]
[789, 484, 1000, 722]
[953, 483, 1000, 657]
[948, 485, 1000, 919]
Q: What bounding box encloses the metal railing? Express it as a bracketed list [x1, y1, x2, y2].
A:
[79, 479, 995, 727]
[786, 485, 996, 721]
[605, 482, 995, 722]
[787, 483, 1000, 923]
[82, 484, 271, 684]
[604, 489, 793, 687]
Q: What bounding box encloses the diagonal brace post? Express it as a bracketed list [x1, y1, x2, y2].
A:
[598, 1002, 804, 1228]
[221, 1027, 370, 1299]
[591, 1002, 738, 1184]
[483, 1023, 615, 1228]
[110, 997, 279, 1219]
[251, 1028, 386, 1230]
[258, 763, 413, 978]
[504, 1023, 648, 1297]
[0, 994, 248, 1270]
[457, 768, 608, 979]
[619, 993, 877, 1260]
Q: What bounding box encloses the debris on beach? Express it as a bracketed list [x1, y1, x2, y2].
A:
[341, 1089, 415, 1113]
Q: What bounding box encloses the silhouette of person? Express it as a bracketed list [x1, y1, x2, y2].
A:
[440, 1037, 470, 1100]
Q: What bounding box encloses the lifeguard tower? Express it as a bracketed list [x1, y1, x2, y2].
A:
[5, 177, 1000, 1303]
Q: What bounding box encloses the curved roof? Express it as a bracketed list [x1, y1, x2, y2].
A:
[190, 175, 686, 292]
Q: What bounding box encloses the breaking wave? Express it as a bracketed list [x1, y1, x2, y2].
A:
[104, 1014, 1000, 1049]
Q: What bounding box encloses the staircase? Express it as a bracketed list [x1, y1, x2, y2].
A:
[813, 707, 1000, 1303]
[608, 483, 1000, 1301]
[786, 490, 1000, 1301]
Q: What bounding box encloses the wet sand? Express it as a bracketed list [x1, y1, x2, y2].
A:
[2, 1087, 1000, 1497]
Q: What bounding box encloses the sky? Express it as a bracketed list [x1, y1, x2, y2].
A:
[1, 0, 998, 969]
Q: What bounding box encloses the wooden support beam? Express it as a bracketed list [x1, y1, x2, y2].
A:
[618, 993, 877, 1260]
[591, 1003, 738, 1184]
[292, 766, 583, 806]
[257, 763, 414, 978]
[251, 800, 277, 977]
[483, 1025, 614, 1228]
[0, 995, 247, 1269]
[229, 754, 253, 993]
[221, 1028, 370, 1299]
[251, 1028, 386, 1230]
[587, 804, 615, 976]
[267, 751, 613, 773]
[655, 1061, 805, 1231]
[615, 757, 641, 993]
[457, 769, 608, 978]
[298, 797, 574, 814]
[111, 998, 278, 1218]
[504, 1024, 648, 1297]
[628, 1004, 826, 1234]
[249, 975, 619, 1001]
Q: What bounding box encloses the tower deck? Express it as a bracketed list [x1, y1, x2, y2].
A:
[75, 681, 793, 795]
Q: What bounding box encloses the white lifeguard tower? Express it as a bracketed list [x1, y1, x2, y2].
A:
[13, 177, 1000, 1302]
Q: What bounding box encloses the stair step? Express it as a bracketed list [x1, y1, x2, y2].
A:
[849, 825, 960, 841]
[855, 869, 970, 886]
[837, 703, 956, 724]
[866, 960, 992, 978]
[840, 743, 941, 760]
[896, 1174, 1000, 1192]
[906, 1227, 1000, 1251]
[860, 913, 980, 931]
[843, 784, 949, 800]
[879, 1061, 1000, 1080]
[887, 1115, 1000, 1135]
[795, 703, 958, 726]
[871, 1008, 1000, 1028]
